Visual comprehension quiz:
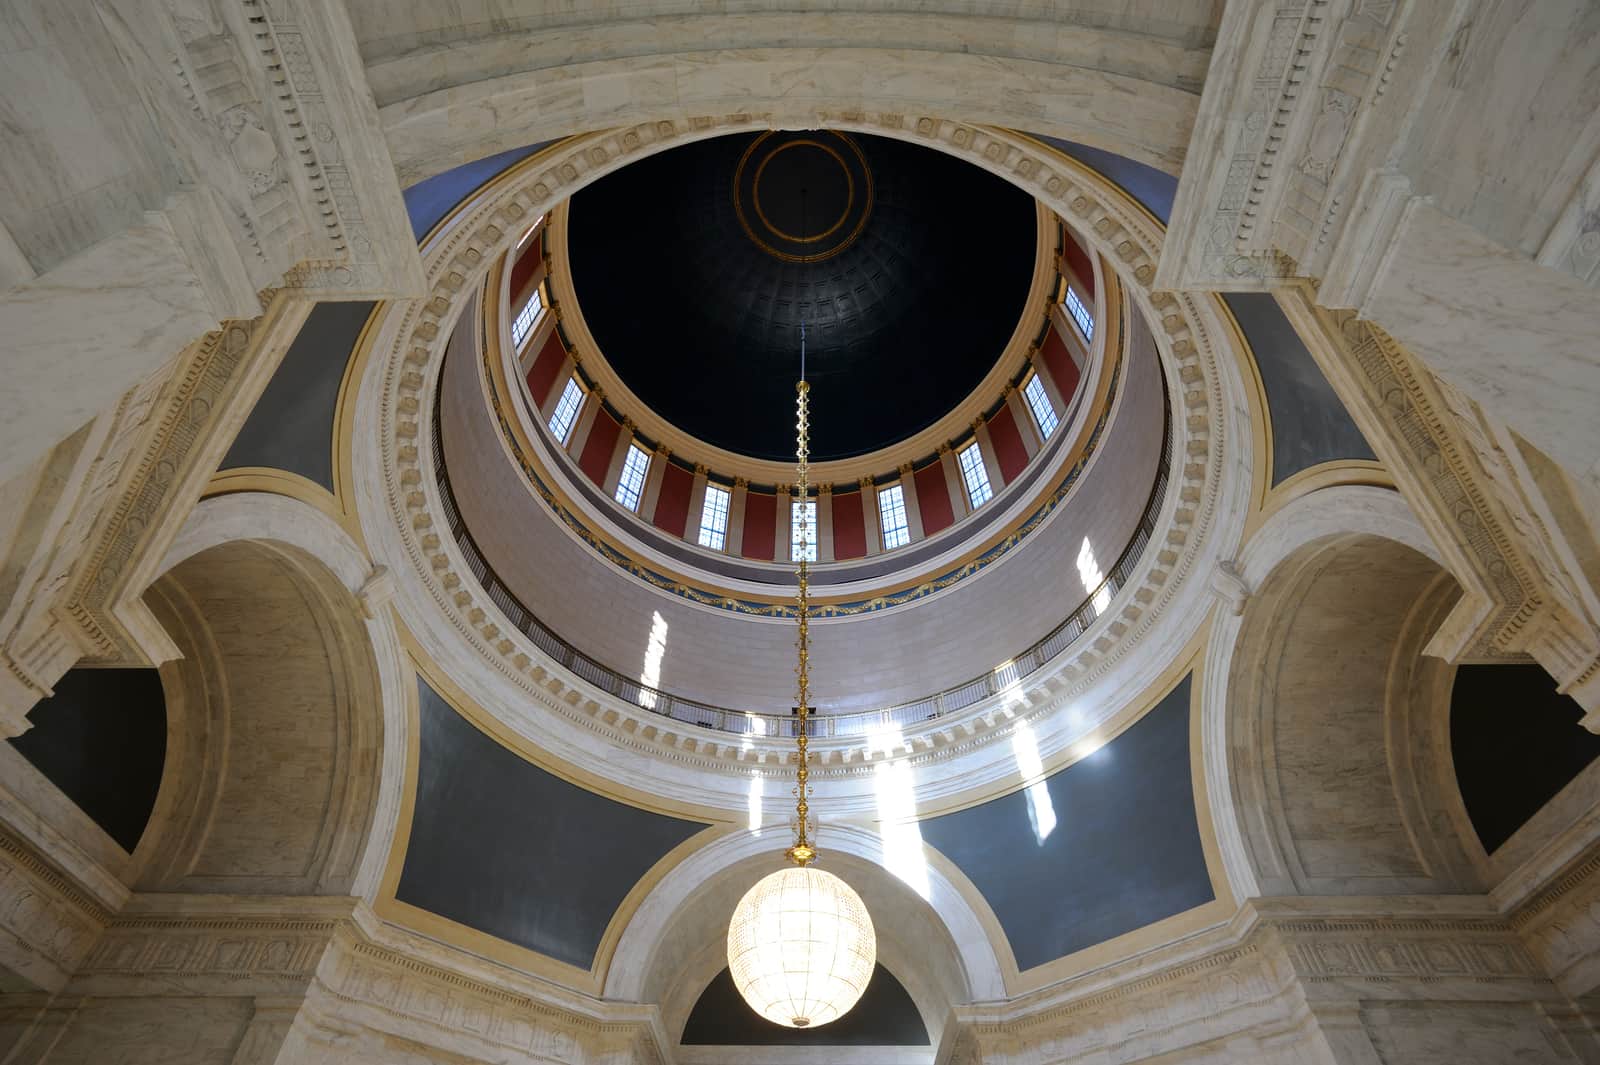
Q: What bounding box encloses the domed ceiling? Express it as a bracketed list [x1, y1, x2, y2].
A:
[567, 131, 1037, 461]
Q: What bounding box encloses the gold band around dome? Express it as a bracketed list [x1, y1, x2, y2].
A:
[752, 140, 854, 244]
[733, 131, 874, 264]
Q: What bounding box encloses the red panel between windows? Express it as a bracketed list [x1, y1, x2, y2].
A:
[914, 462, 955, 536]
[1063, 231, 1095, 297]
[741, 492, 777, 560]
[653, 462, 692, 538]
[578, 410, 621, 486]
[831, 491, 867, 560]
[525, 331, 567, 409]
[987, 405, 1029, 484]
[509, 236, 541, 304]
[1038, 325, 1081, 405]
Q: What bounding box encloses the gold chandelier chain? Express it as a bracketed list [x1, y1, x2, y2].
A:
[787, 377, 816, 867]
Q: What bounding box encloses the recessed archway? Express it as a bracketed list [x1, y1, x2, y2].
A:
[133, 494, 410, 901]
[606, 824, 997, 1058]
[1221, 525, 1480, 898]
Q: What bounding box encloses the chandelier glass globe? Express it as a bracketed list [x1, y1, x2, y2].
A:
[727, 865, 877, 1028]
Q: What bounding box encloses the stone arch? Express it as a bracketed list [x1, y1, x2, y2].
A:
[371, 12, 1204, 187]
[129, 493, 407, 899]
[1219, 514, 1485, 898]
[606, 824, 1002, 1051]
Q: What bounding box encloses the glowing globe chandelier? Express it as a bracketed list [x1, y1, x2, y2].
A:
[726, 325, 877, 1028]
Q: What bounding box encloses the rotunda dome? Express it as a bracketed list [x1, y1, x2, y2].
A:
[565, 131, 1038, 460]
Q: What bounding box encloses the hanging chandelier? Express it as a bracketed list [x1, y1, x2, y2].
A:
[726, 328, 877, 1028]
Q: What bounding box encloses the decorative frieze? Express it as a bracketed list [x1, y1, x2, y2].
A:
[0, 294, 316, 733]
[1277, 290, 1600, 725]
[1159, 0, 1415, 292]
[29, 896, 670, 1065]
[0, 829, 110, 992]
[1512, 849, 1600, 999]
[948, 903, 1594, 1064]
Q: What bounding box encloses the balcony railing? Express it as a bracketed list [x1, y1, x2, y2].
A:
[433, 382, 1172, 740]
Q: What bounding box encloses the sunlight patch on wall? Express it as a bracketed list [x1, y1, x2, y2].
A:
[638, 611, 669, 708]
[871, 727, 931, 900]
[1074, 732, 1109, 763]
[1012, 720, 1057, 844]
[1077, 537, 1112, 615]
[748, 773, 764, 835]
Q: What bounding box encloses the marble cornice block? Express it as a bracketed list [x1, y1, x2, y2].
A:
[67, 894, 361, 998]
[1508, 845, 1600, 999]
[0, 826, 111, 992]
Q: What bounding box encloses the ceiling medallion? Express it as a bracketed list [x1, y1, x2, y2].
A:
[733, 131, 874, 263]
[727, 327, 876, 1027]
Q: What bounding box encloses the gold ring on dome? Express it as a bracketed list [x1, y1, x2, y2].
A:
[733, 131, 874, 263]
[754, 141, 854, 244]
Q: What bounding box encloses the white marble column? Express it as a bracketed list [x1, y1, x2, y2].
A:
[538, 355, 578, 420]
[685, 464, 710, 546]
[1006, 383, 1043, 456]
[897, 463, 925, 541]
[565, 386, 604, 458]
[970, 416, 1005, 492]
[940, 444, 970, 518]
[728, 477, 750, 556]
[1029, 346, 1072, 418]
[859, 477, 883, 556]
[601, 419, 636, 499]
[638, 445, 671, 522]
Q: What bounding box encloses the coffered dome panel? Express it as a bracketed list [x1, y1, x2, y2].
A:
[566, 131, 1037, 460]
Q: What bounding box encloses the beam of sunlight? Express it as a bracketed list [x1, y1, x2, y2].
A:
[994, 658, 1029, 721]
[1077, 537, 1113, 615]
[748, 774, 764, 834]
[638, 611, 668, 709]
[1012, 720, 1058, 844]
[1074, 732, 1109, 763]
[870, 728, 931, 900]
